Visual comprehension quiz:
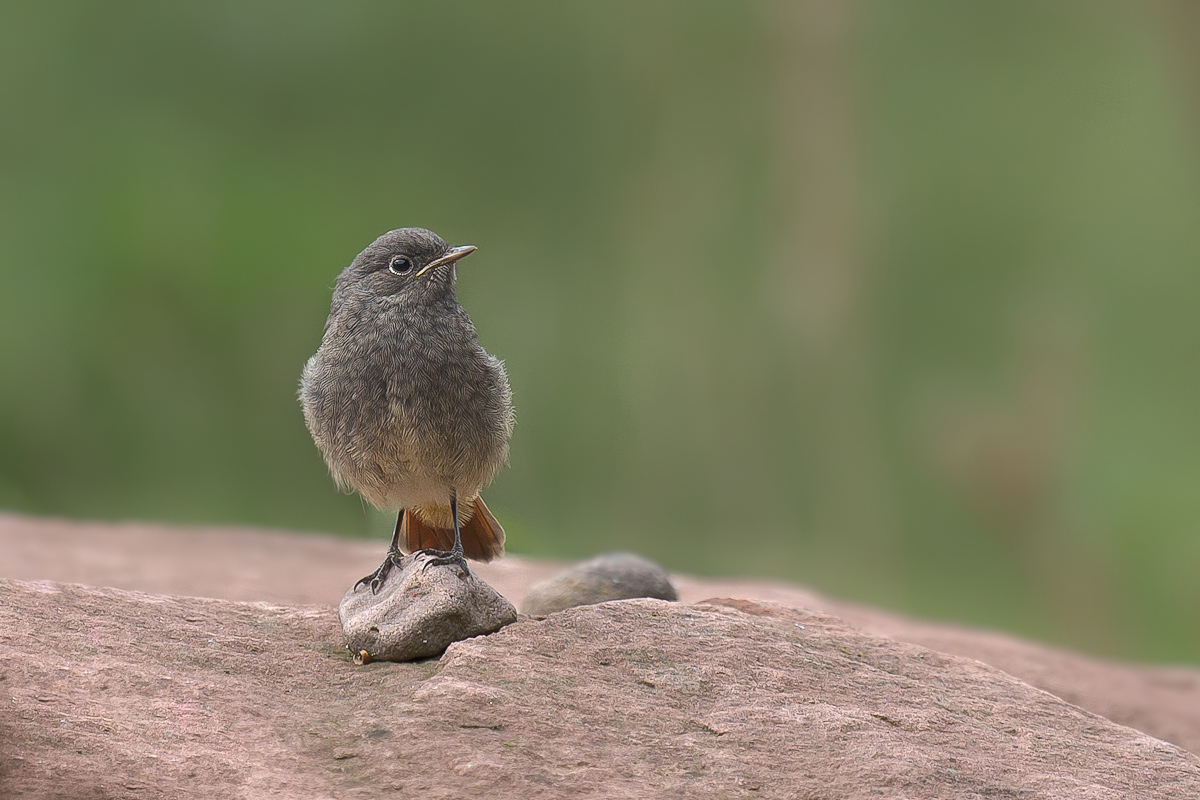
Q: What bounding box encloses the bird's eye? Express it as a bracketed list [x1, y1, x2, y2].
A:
[388, 256, 413, 275]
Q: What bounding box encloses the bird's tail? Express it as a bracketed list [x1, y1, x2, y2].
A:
[402, 495, 505, 562]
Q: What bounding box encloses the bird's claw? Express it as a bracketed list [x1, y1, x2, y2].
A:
[417, 547, 470, 575]
[354, 549, 405, 595]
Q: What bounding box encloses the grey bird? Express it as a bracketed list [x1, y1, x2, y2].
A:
[300, 228, 514, 591]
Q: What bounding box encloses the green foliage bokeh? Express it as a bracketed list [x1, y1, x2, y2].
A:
[2, 1, 1199, 661]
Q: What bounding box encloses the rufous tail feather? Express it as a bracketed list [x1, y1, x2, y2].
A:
[400, 496, 505, 562]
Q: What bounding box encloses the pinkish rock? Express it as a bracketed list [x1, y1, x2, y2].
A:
[1, 579, 1198, 799]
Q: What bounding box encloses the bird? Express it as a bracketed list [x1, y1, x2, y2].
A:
[299, 227, 514, 592]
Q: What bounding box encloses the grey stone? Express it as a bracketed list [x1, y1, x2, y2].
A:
[339, 552, 516, 662]
[522, 552, 677, 615]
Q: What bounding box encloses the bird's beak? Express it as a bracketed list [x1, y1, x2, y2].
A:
[416, 245, 477, 277]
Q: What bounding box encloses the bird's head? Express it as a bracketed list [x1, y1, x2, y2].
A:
[333, 227, 476, 308]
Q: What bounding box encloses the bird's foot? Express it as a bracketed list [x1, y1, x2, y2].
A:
[417, 546, 470, 576]
[354, 548, 405, 595]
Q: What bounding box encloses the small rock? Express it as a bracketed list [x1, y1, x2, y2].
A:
[522, 552, 677, 616]
[339, 552, 516, 662]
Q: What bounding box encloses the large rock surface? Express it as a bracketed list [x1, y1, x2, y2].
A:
[2, 580, 1197, 799]
[3, 512, 1200, 797]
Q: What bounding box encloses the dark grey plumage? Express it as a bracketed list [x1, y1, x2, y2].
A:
[300, 228, 513, 567]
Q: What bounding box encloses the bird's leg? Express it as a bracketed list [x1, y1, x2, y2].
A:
[354, 512, 406, 594]
[449, 491, 465, 560]
[421, 490, 469, 574]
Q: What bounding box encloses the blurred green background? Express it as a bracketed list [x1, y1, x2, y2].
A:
[2, 1, 1199, 662]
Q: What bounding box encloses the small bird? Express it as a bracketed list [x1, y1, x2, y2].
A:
[300, 228, 514, 591]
